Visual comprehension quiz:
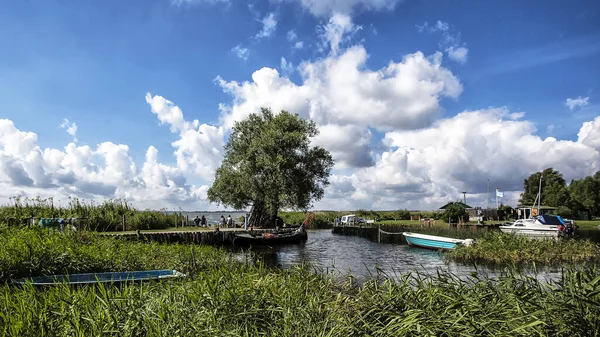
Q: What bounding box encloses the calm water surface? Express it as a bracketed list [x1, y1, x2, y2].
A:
[234, 229, 566, 282]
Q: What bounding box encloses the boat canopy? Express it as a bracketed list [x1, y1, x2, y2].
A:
[537, 214, 565, 226]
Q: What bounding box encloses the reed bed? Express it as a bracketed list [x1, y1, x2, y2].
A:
[0, 196, 178, 231]
[2, 228, 600, 336]
[447, 232, 600, 266]
[0, 226, 234, 283]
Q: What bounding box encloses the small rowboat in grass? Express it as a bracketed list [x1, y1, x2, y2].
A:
[402, 232, 474, 251]
[13, 269, 186, 286]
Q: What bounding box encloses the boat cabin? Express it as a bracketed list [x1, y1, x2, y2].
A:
[517, 206, 557, 219]
[340, 214, 360, 225]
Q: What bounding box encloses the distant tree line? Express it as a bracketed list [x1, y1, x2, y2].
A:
[519, 168, 600, 220]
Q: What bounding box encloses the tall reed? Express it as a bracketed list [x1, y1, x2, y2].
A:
[0, 196, 178, 231]
[447, 232, 600, 266]
[1, 228, 600, 336]
[0, 227, 232, 282]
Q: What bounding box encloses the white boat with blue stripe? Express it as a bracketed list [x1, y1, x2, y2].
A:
[402, 232, 474, 250]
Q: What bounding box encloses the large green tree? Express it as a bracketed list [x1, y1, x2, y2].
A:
[519, 168, 568, 207]
[569, 175, 600, 217]
[207, 108, 334, 227]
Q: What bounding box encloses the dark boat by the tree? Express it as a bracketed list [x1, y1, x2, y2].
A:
[233, 225, 308, 246]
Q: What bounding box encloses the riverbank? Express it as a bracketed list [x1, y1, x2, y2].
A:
[446, 232, 600, 266]
[3, 197, 599, 232]
[2, 227, 600, 336]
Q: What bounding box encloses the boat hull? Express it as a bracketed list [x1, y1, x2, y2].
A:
[13, 269, 185, 286]
[402, 232, 467, 250]
[233, 230, 308, 246]
[499, 227, 559, 238]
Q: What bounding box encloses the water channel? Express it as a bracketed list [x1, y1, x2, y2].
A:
[232, 229, 593, 282]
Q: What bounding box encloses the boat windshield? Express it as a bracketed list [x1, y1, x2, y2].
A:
[537, 214, 565, 226]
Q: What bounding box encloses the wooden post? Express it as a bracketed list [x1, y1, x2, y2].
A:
[378, 223, 381, 243]
[123, 214, 126, 232]
[176, 214, 179, 228]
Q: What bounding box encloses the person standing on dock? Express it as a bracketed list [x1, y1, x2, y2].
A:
[201, 215, 207, 227]
[220, 215, 226, 228]
[193, 216, 200, 227]
[227, 215, 233, 228]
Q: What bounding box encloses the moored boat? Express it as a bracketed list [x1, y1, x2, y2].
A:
[13, 269, 185, 286]
[233, 226, 308, 246]
[402, 232, 474, 250]
[499, 214, 563, 238]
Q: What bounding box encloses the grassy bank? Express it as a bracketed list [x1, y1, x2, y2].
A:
[574, 220, 600, 229]
[0, 226, 229, 283]
[2, 228, 600, 336]
[0, 197, 178, 231]
[447, 232, 600, 266]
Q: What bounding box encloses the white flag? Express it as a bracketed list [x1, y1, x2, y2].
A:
[496, 190, 504, 198]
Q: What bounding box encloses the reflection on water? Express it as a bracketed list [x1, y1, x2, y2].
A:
[233, 230, 570, 282]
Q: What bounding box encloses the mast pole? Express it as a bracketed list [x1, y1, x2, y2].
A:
[538, 174, 542, 215]
[487, 179, 490, 216]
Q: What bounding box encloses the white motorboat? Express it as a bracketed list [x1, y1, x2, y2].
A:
[499, 214, 564, 238]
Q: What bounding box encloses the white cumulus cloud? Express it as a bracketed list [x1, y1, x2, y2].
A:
[317, 13, 362, 56]
[312, 108, 600, 210]
[578, 115, 600, 150]
[0, 92, 227, 209]
[216, 46, 462, 134]
[144, 93, 226, 181]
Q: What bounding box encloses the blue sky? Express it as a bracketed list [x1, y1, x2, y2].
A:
[1, 0, 599, 210]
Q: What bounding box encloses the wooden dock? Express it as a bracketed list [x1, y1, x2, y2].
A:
[101, 227, 293, 245]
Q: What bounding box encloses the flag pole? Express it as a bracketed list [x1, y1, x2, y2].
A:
[496, 188, 498, 210]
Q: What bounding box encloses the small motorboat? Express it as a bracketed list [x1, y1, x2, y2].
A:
[402, 232, 474, 250]
[499, 214, 564, 238]
[13, 269, 185, 286]
[233, 226, 308, 246]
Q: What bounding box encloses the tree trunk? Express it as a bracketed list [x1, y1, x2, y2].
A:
[248, 201, 273, 228]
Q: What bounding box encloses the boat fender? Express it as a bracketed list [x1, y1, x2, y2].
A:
[462, 239, 475, 246]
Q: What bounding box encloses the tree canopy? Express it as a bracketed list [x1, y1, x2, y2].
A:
[207, 108, 334, 227]
[442, 201, 469, 223]
[519, 168, 600, 219]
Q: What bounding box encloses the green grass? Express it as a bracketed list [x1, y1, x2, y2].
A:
[0, 226, 230, 283]
[574, 220, 600, 229]
[2, 227, 600, 336]
[447, 232, 600, 266]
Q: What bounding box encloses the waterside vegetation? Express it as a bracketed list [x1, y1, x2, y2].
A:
[0, 196, 177, 231]
[2, 227, 600, 336]
[447, 232, 600, 266]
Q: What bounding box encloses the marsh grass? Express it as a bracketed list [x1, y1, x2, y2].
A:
[2, 228, 600, 336]
[0, 227, 234, 282]
[447, 232, 600, 266]
[3, 265, 600, 336]
[0, 196, 178, 231]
